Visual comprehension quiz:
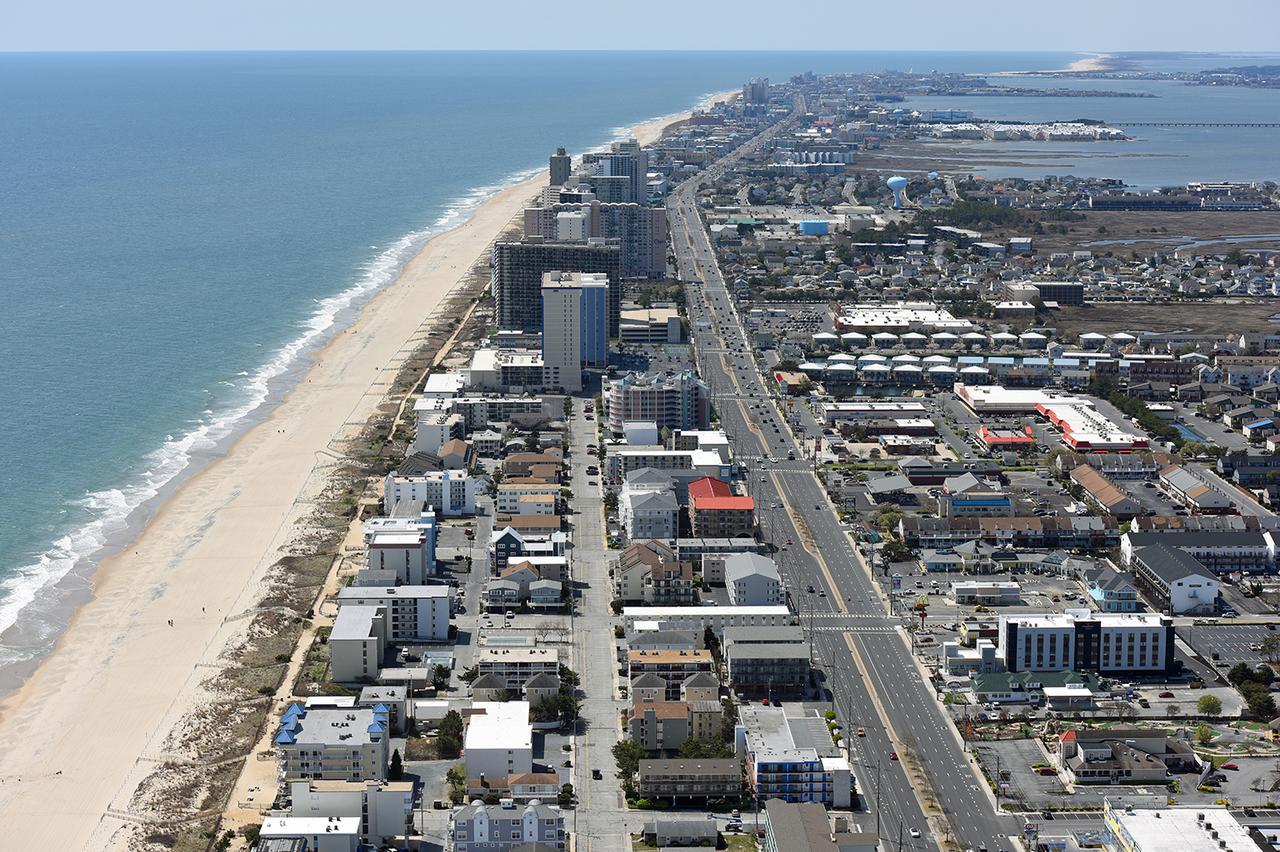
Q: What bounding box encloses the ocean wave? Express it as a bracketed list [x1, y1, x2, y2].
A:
[0, 163, 545, 671]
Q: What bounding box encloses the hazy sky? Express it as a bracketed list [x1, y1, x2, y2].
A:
[3, 0, 1278, 52]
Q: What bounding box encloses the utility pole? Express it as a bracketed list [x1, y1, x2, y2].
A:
[875, 759, 882, 837]
[994, 753, 1002, 809]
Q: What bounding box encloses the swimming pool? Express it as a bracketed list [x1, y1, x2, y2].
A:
[1172, 422, 1211, 444]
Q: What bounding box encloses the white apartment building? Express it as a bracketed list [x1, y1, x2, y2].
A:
[287, 779, 413, 847]
[275, 705, 390, 783]
[540, 271, 607, 393]
[606, 446, 728, 484]
[383, 469, 477, 517]
[464, 701, 534, 782]
[724, 553, 784, 606]
[412, 408, 464, 456]
[619, 488, 679, 541]
[622, 606, 794, 638]
[496, 481, 562, 516]
[475, 647, 560, 691]
[259, 816, 360, 852]
[996, 610, 1176, 675]
[329, 605, 387, 683]
[738, 704, 852, 809]
[336, 585, 451, 642]
[365, 529, 433, 585]
[448, 395, 554, 431]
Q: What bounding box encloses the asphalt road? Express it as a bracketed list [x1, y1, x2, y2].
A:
[668, 138, 1021, 850]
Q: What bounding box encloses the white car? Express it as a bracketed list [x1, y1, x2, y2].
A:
[909, 828, 921, 839]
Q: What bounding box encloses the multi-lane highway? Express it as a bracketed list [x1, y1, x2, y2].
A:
[668, 129, 1021, 851]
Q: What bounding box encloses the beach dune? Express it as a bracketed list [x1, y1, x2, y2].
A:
[0, 98, 725, 848]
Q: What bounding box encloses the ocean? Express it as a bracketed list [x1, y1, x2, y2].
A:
[0, 49, 1270, 680]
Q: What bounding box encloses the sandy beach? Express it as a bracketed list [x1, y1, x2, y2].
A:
[0, 94, 731, 849]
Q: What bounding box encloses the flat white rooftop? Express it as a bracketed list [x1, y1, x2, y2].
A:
[338, 585, 449, 600]
[625, 605, 791, 617]
[368, 530, 425, 546]
[465, 700, 533, 751]
[1107, 805, 1260, 852]
[261, 815, 360, 837]
[1001, 611, 1167, 629]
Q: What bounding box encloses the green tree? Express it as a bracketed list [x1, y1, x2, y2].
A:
[389, 748, 404, 780]
[1195, 723, 1214, 745]
[431, 664, 451, 693]
[558, 783, 575, 807]
[880, 538, 913, 563]
[438, 734, 461, 759]
[1197, 695, 1223, 716]
[458, 666, 479, 685]
[1242, 682, 1278, 720]
[677, 737, 734, 759]
[876, 510, 904, 532]
[1228, 662, 1255, 686]
[612, 739, 648, 781]
[1263, 634, 1280, 663]
[437, 709, 464, 758]
[531, 693, 581, 726]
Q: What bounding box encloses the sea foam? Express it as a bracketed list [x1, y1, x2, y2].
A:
[0, 163, 542, 672]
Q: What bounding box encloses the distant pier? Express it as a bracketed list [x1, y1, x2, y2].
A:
[1115, 122, 1280, 128]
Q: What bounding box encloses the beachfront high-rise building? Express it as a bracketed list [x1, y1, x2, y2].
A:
[491, 237, 621, 335]
[743, 77, 770, 105]
[541, 271, 608, 393]
[549, 146, 572, 186]
[603, 370, 712, 436]
[579, 138, 648, 204]
[523, 200, 668, 279]
[555, 210, 588, 241]
[274, 704, 390, 783]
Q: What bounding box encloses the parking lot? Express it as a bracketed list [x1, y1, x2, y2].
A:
[1169, 401, 1251, 452]
[1185, 623, 1280, 668]
[1115, 478, 1183, 517]
[971, 739, 1067, 808]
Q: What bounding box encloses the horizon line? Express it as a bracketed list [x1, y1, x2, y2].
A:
[2, 47, 1274, 56]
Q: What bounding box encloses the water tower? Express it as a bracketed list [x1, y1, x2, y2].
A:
[887, 175, 909, 209]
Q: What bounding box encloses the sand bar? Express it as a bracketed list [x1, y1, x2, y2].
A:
[0, 94, 730, 848]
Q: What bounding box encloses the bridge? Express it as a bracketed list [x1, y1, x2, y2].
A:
[1116, 121, 1280, 128]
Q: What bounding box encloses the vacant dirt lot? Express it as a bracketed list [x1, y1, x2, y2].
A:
[1054, 300, 1280, 339]
[1034, 210, 1280, 253]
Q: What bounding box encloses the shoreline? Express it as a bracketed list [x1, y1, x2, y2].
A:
[0, 91, 728, 695]
[0, 90, 732, 850]
[0, 181, 511, 693]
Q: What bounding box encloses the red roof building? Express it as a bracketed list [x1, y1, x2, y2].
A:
[977, 425, 1035, 449]
[688, 477, 755, 538]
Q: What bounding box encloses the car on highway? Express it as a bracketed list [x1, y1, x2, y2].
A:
[592, 768, 603, 780]
[857, 727, 865, 737]
[889, 751, 898, 761]
[909, 828, 921, 839]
